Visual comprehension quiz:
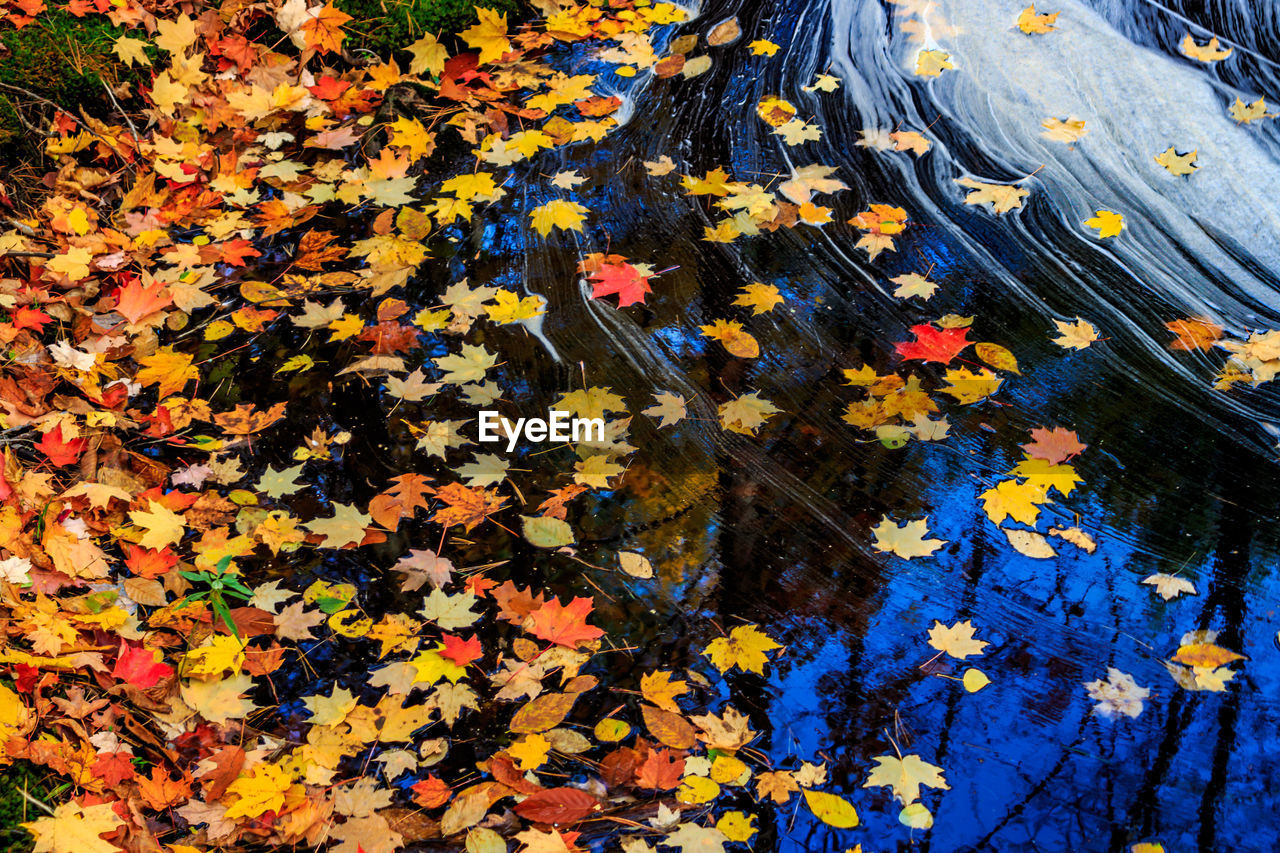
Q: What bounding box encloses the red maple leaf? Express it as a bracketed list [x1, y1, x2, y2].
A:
[1022, 427, 1087, 465]
[894, 324, 971, 364]
[588, 262, 652, 307]
[308, 75, 351, 101]
[114, 279, 173, 324]
[438, 634, 483, 667]
[525, 596, 605, 649]
[112, 643, 174, 688]
[214, 238, 261, 267]
[635, 747, 684, 790]
[11, 305, 51, 332]
[91, 751, 136, 786]
[123, 544, 179, 579]
[35, 424, 86, 466]
[410, 774, 452, 808]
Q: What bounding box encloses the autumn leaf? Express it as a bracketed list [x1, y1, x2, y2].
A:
[700, 319, 759, 358]
[525, 596, 605, 648]
[1052, 317, 1099, 350]
[23, 802, 125, 853]
[35, 424, 87, 466]
[703, 624, 781, 674]
[1180, 33, 1231, 62]
[732, 282, 784, 314]
[1084, 209, 1124, 238]
[529, 200, 588, 236]
[461, 7, 511, 64]
[895, 323, 971, 364]
[915, 49, 953, 77]
[862, 754, 949, 805]
[980, 478, 1051, 526]
[1154, 146, 1198, 176]
[803, 789, 860, 828]
[588, 261, 652, 306]
[1023, 427, 1086, 465]
[1041, 116, 1087, 143]
[927, 619, 989, 659]
[1142, 573, 1197, 600]
[1084, 668, 1149, 718]
[1016, 5, 1058, 34]
[301, 3, 352, 54]
[1165, 316, 1223, 351]
[718, 392, 781, 435]
[871, 516, 946, 559]
[955, 177, 1029, 213]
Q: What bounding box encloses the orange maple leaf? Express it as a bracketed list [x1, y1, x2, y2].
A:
[115, 279, 173, 324]
[301, 3, 353, 55]
[525, 596, 605, 649]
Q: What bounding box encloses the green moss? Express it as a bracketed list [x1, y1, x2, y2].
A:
[337, 0, 523, 57]
[0, 10, 137, 157]
[0, 762, 52, 853]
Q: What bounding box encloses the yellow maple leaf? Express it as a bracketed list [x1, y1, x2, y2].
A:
[1084, 209, 1123, 237]
[154, 14, 198, 55]
[718, 392, 780, 435]
[871, 516, 946, 559]
[980, 478, 1051, 526]
[45, 247, 94, 282]
[128, 500, 186, 550]
[928, 619, 988, 659]
[486, 290, 545, 324]
[529, 199, 588, 236]
[405, 32, 449, 76]
[863, 754, 950, 804]
[1229, 96, 1272, 123]
[1016, 5, 1058, 34]
[1042, 116, 1088, 142]
[1052, 317, 1099, 349]
[508, 733, 551, 771]
[732, 282, 784, 314]
[954, 177, 1029, 213]
[136, 347, 198, 398]
[942, 366, 1002, 404]
[749, 39, 780, 56]
[1154, 146, 1198, 176]
[305, 503, 372, 548]
[23, 802, 125, 853]
[113, 35, 151, 67]
[915, 49, 953, 77]
[183, 635, 247, 679]
[700, 319, 759, 358]
[224, 764, 295, 819]
[1180, 33, 1231, 62]
[461, 7, 511, 64]
[703, 624, 781, 674]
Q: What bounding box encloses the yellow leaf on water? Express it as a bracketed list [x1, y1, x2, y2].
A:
[1016, 5, 1059, 34]
[1052, 317, 1099, 350]
[1180, 33, 1231, 62]
[962, 668, 991, 692]
[975, 342, 1021, 374]
[863, 754, 949, 805]
[802, 789, 859, 828]
[703, 625, 781, 674]
[529, 199, 588, 236]
[915, 49, 953, 77]
[1154, 147, 1198, 176]
[1084, 209, 1124, 238]
[927, 619, 989, 659]
[1042, 116, 1088, 143]
[899, 802, 934, 829]
[871, 516, 946, 559]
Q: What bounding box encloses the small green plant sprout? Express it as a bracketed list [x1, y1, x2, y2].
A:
[177, 556, 253, 638]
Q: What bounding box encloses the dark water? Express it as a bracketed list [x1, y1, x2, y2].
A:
[236, 0, 1280, 850]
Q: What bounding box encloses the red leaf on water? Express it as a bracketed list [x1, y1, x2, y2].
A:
[1022, 427, 1087, 465]
[895, 324, 971, 364]
[525, 596, 605, 649]
[512, 787, 600, 824]
[588, 262, 652, 307]
[439, 634, 483, 667]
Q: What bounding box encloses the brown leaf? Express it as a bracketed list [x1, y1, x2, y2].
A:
[641, 703, 697, 749]
[512, 787, 600, 825]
